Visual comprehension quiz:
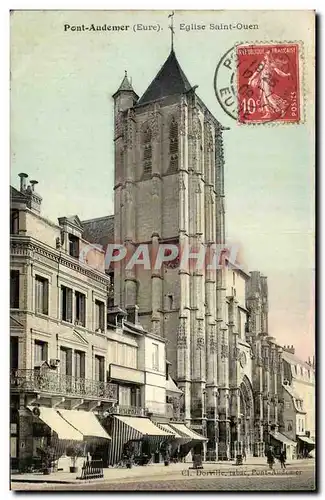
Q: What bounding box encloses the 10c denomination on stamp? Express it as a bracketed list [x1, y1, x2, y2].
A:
[237, 43, 300, 124]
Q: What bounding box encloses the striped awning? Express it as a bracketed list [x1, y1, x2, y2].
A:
[297, 436, 315, 446]
[156, 423, 191, 444]
[270, 431, 296, 446]
[169, 423, 207, 441]
[58, 409, 110, 440]
[27, 406, 83, 441]
[115, 416, 172, 437]
[107, 416, 172, 466]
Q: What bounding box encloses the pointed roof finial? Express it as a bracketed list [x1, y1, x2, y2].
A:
[168, 11, 175, 52]
[112, 70, 139, 100]
[115, 71, 135, 93]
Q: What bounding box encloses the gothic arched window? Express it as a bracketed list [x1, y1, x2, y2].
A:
[169, 117, 179, 172]
[142, 126, 152, 176]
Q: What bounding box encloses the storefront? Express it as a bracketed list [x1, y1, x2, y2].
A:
[269, 431, 297, 460]
[106, 415, 172, 466]
[297, 435, 315, 458]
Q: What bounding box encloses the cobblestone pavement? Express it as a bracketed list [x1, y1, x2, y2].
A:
[12, 462, 315, 491]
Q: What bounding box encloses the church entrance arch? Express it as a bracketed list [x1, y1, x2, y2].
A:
[239, 376, 254, 457]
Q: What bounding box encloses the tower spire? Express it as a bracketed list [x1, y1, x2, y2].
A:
[168, 11, 175, 51]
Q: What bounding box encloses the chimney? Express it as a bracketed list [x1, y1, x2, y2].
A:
[30, 180, 38, 192]
[18, 173, 28, 192]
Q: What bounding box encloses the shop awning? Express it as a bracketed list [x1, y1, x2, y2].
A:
[157, 423, 183, 438]
[114, 416, 172, 437]
[169, 423, 207, 441]
[27, 406, 83, 441]
[166, 376, 183, 395]
[269, 431, 296, 446]
[107, 416, 172, 466]
[157, 423, 191, 444]
[298, 436, 315, 445]
[58, 409, 111, 440]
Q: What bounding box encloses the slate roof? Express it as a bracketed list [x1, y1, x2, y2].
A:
[137, 49, 192, 106]
[82, 215, 114, 248]
[117, 72, 134, 92]
[282, 350, 313, 371]
[113, 71, 139, 99]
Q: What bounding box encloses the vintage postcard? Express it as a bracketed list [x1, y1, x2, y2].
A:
[10, 10, 315, 492]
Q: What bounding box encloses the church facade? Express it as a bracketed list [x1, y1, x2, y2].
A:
[111, 48, 286, 459]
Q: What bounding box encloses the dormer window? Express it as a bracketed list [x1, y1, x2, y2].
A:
[68, 233, 79, 258]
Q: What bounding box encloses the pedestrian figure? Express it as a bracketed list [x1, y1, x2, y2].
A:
[279, 449, 286, 469]
[242, 446, 247, 462]
[266, 447, 275, 470]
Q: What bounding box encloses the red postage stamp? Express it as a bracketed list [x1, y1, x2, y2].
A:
[237, 43, 300, 124]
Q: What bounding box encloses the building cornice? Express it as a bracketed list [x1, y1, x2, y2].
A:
[10, 236, 109, 286]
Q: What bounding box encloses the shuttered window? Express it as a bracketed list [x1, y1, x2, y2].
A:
[10, 270, 20, 309]
[95, 299, 105, 331]
[34, 340, 48, 365]
[35, 275, 49, 315]
[74, 350, 85, 378]
[60, 347, 72, 376]
[61, 286, 73, 323]
[95, 355, 105, 382]
[75, 291, 86, 327]
[119, 386, 131, 406]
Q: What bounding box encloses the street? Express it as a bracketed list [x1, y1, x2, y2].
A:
[11, 460, 316, 492]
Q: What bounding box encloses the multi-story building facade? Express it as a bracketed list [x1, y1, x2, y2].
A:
[10, 174, 118, 469]
[282, 346, 315, 456]
[10, 174, 182, 470]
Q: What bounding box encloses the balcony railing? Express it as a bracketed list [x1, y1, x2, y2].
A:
[104, 405, 148, 417]
[10, 369, 118, 401]
[170, 412, 185, 422]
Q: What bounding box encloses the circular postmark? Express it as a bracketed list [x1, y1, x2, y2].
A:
[214, 46, 238, 120]
[214, 44, 300, 124]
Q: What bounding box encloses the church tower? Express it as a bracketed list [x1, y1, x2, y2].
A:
[113, 48, 230, 458]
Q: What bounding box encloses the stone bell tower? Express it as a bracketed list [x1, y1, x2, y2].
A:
[113, 48, 229, 458]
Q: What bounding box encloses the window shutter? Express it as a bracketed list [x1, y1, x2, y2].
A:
[44, 280, 49, 315]
[75, 352, 80, 378]
[67, 288, 72, 323]
[80, 294, 86, 326]
[95, 356, 100, 381]
[100, 302, 105, 330]
[60, 348, 67, 375]
[43, 342, 48, 362]
[81, 353, 85, 379]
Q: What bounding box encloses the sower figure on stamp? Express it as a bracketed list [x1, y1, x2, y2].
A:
[248, 50, 291, 119]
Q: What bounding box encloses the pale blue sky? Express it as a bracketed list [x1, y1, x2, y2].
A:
[10, 10, 315, 359]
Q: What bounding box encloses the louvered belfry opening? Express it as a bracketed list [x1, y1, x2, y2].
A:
[169, 117, 178, 173]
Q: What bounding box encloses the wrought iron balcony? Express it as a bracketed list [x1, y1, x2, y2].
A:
[104, 405, 148, 417]
[10, 369, 118, 401]
[169, 412, 185, 422]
